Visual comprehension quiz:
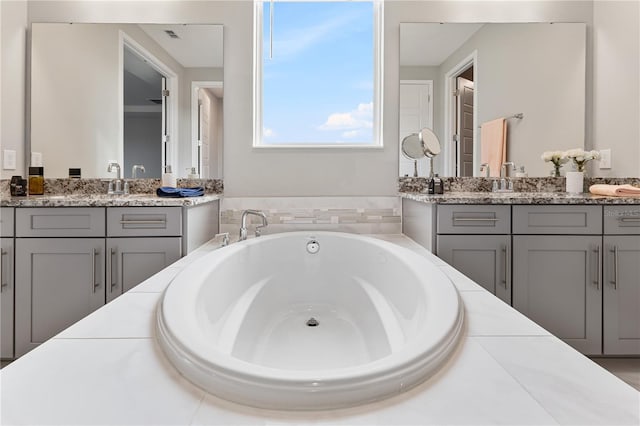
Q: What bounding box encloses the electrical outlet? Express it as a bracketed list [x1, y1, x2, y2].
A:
[599, 149, 612, 169]
[3, 150, 16, 170]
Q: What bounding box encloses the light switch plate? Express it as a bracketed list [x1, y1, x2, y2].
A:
[599, 149, 611, 169]
[3, 150, 16, 170]
[31, 152, 43, 167]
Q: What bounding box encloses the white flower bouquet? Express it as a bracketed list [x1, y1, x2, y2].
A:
[541, 151, 569, 177]
[564, 148, 600, 172]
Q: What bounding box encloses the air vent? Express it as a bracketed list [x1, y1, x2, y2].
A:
[164, 30, 180, 39]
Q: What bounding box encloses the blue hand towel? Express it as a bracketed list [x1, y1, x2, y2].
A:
[156, 186, 205, 198]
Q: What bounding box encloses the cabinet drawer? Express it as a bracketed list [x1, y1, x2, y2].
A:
[604, 206, 640, 235]
[16, 207, 105, 237]
[437, 205, 510, 234]
[1, 208, 14, 237]
[107, 207, 182, 237]
[513, 205, 602, 235]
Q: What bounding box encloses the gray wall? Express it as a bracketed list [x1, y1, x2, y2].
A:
[438, 23, 586, 177]
[1, 1, 638, 189]
[124, 112, 162, 179]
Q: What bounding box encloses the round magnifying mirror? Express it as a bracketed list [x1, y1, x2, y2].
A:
[401, 133, 425, 160]
[420, 128, 441, 158]
[401, 133, 425, 177]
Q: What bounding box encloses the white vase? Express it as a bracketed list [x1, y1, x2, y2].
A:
[565, 171, 584, 194]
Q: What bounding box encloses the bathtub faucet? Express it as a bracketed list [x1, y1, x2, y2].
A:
[239, 210, 268, 241]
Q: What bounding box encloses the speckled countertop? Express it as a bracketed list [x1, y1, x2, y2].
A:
[400, 191, 640, 205]
[0, 193, 221, 207]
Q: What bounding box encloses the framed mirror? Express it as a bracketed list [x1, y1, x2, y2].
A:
[30, 23, 223, 179]
[399, 22, 586, 177]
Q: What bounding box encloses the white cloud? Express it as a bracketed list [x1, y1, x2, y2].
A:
[263, 127, 275, 138]
[342, 130, 361, 139]
[319, 102, 373, 131]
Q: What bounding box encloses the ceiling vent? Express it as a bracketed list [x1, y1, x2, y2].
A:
[164, 30, 180, 39]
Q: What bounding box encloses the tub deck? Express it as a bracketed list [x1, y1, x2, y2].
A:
[1, 234, 638, 425]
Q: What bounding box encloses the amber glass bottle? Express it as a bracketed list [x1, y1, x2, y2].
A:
[28, 167, 44, 195]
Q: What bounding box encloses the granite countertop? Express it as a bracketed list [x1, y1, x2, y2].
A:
[400, 191, 640, 205]
[0, 193, 221, 207]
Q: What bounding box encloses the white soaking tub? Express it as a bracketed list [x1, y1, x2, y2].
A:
[156, 232, 463, 410]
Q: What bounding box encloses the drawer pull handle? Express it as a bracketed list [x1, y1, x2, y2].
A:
[120, 220, 167, 225]
[1, 250, 8, 291]
[619, 217, 640, 223]
[109, 248, 117, 291]
[92, 248, 100, 293]
[610, 246, 618, 290]
[593, 246, 601, 290]
[501, 245, 509, 289]
[453, 218, 499, 222]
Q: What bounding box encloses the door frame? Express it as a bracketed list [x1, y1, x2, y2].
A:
[444, 50, 477, 176]
[119, 31, 179, 172]
[191, 81, 224, 178]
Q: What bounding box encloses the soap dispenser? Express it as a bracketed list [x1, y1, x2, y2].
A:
[162, 165, 177, 188]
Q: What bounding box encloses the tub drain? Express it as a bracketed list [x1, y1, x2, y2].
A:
[306, 318, 319, 327]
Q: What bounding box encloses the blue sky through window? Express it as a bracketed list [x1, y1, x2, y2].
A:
[262, 1, 374, 145]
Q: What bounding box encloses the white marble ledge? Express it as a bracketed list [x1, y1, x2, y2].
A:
[400, 191, 640, 205]
[1, 234, 638, 426]
[0, 193, 221, 207]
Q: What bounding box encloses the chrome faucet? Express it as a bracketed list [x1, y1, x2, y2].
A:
[239, 210, 268, 241]
[107, 162, 125, 194]
[132, 164, 145, 179]
[500, 162, 516, 192]
[480, 163, 491, 178]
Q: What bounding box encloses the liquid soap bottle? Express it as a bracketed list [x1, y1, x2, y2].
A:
[162, 165, 177, 188]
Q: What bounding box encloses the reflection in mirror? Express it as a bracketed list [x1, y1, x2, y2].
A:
[30, 23, 223, 179]
[401, 133, 425, 177]
[399, 23, 586, 177]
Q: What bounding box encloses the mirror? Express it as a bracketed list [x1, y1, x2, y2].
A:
[401, 127, 441, 178]
[30, 23, 223, 179]
[399, 23, 586, 177]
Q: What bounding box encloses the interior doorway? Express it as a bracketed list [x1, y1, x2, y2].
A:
[121, 33, 177, 178]
[191, 82, 223, 179]
[456, 67, 475, 177]
[444, 51, 477, 177]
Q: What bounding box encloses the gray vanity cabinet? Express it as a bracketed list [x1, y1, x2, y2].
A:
[512, 205, 603, 355]
[15, 238, 105, 356]
[1, 237, 14, 359]
[602, 206, 640, 354]
[436, 205, 511, 303]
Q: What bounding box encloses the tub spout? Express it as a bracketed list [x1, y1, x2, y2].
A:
[239, 210, 268, 241]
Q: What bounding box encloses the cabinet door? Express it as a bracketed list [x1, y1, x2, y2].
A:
[1, 238, 14, 359]
[15, 238, 105, 357]
[603, 236, 640, 355]
[437, 235, 511, 303]
[106, 237, 181, 302]
[513, 235, 602, 354]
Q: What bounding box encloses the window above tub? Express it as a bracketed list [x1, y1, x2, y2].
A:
[253, 0, 383, 148]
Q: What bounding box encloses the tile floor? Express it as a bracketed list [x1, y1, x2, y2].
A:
[591, 357, 640, 391]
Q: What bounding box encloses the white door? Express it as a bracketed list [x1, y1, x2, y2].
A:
[399, 81, 433, 177]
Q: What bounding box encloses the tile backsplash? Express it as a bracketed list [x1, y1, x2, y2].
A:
[220, 197, 401, 235]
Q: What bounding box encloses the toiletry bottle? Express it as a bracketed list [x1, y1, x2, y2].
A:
[186, 167, 199, 179]
[162, 165, 177, 188]
[515, 166, 528, 178]
[434, 174, 444, 194]
[427, 177, 435, 194]
[28, 167, 44, 195]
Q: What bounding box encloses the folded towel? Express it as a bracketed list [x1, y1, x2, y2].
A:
[480, 118, 507, 177]
[156, 186, 205, 198]
[589, 184, 640, 197]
